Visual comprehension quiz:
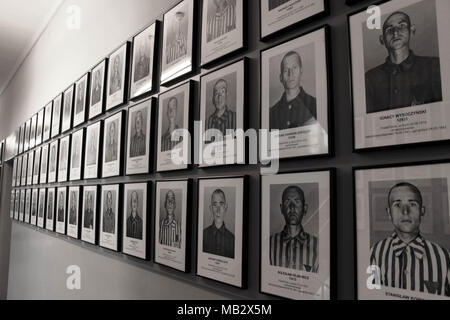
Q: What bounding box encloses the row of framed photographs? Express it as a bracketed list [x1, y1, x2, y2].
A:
[11, 158, 450, 300]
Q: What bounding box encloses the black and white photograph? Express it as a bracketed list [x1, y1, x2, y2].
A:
[40, 144, 49, 184]
[19, 189, 25, 222]
[37, 188, 46, 228]
[61, 85, 74, 133]
[102, 111, 124, 178]
[56, 187, 67, 235]
[261, 27, 330, 160]
[201, 0, 244, 66]
[126, 99, 152, 175]
[51, 94, 62, 138]
[157, 82, 191, 172]
[29, 114, 37, 149]
[100, 184, 120, 252]
[84, 121, 102, 179]
[199, 59, 245, 167]
[154, 180, 189, 272]
[30, 189, 38, 226]
[35, 108, 44, 146]
[89, 59, 107, 119]
[14, 189, 20, 220]
[197, 177, 244, 287]
[24, 189, 31, 224]
[260, 0, 327, 40]
[43, 101, 52, 142]
[18, 123, 24, 154]
[67, 186, 81, 239]
[261, 170, 331, 300]
[82, 185, 98, 245]
[12, 158, 17, 188]
[350, 0, 450, 150]
[106, 42, 129, 111]
[32, 147, 40, 185]
[130, 22, 157, 99]
[73, 73, 89, 127]
[48, 140, 59, 183]
[26, 151, 33, 186]
[123, 183, 148, 259]
[10, 190, 15, 219]
[58, 135, 70, 183]
[24, 118, 31, 152]
[355, 161, 450, 300]
[45, 188, 56, 232]
[160, 0, 194, 84]
[70, 129, 84, 181]
[20, 154, 27, 186]
[16, 156, 22, 188]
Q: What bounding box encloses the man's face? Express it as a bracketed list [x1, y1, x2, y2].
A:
[107, 192, 112, 210]
[280, 54, 302, 91]
[95, 71, 101, 87]
[165, 191, 176, 215]
[135, 113, 143, 133]
[280, 188, 306, 227]
[388, 186, 424, 235]
[109, 123, 116, 141]
[167, 99, 178, 121]
[210, 192, 227, 226]
[382, 13, 412, 51]
[214, 0, 225, 8]
[114, 56, 120, 72]
[213, 80, 227, 110]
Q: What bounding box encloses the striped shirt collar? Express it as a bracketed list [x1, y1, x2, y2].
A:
[211, 106, 231, 121]
[214, 1, 231, 17]
[162, 216, 178, 227]
[280, 226, 308, 244]
[391, 232, 425, 260]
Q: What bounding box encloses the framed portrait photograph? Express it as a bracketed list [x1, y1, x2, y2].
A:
[58, 135, 71, 183]
[67, 186, 81, 239]
[27, 151, 34, 186]
[261, 27, 331, 161]
[106, 42, 130, 111]
[260, 0, 328, 40]
[350, 0, 450, 150]
[201, 0, 245, 66]
[48, 140, 59, 183]
[100, 184, 121, 252]
[10, 190, 15, 219]
[355, 161, 450, 300]
[37, 188, 46, 228]
[45, 188, 56, 232]
[51, 94, 63, 138]
[29, 114, 37, 149]
[73, 73, 90, 127]
[40, 144, 49, 184]
[130, 21, 159, 100]
[43, 102, 52, 142]
[33, 147, 41, 185]
[123, 183, 149, 259]
[56, 187, 67, 235]
[14, 189, 20, 220]
[102, 111, 124, 178]
[30, 188, 38, 225]
[156, 81, 192, 172]
[24, 118, 31, 152]
[19, 189, 25, 222]
[82, 185, 99, 245]
[36, 107, 45, 146]
[70, 128, 84, 181]
[16, 156, 22, 187]
[61, 84, 75, 133]
[84, 121, 102, 179]
[199, 59, 246, 167]
[161, 0, 195, 85]
[126, 98, 154, 175]
[12, 158, 17, 187]
[154, 180, 189, 272]
[18, 123, 24, 154]
[261, 170, 332, 300]
[89, 59, 107, 120]
[197, 176, 245, 288]
[24, 189, 31, 224]
[20, 154, 27, 186]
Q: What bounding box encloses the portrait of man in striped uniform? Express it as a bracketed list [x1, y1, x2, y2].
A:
[161, 96, 182, 152]
[270, 185, 319, 273]
[159, 190, 181, 248]
[102, 191, 115, 234]
[129, 110, 146, 158]
[206, 0, 236, 43]
[126, 191, 143, 240]
[370, 182, 450, 296]
[165, 11, 188, 65]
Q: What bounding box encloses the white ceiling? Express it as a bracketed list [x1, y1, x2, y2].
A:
[0, 0, 63, 96]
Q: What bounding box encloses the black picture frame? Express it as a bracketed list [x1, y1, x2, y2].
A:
[61, 84, 75, 134]
[102, 110, 125, 178]
[73, 72, 91, 128]
[51, 93, 63, 139]
[69, 128, 85, 182]
[58, 135, 71, 183]
[106, 41, 131, 111]
[84, 120, 103, 180]
[67, 186, 83, 240]
[35, 107, 45, 146]
[89, 59, 108, 120]
[43, 101, 53, 142]
[29, 113, 37, 149]
[81, 185, 100, 245]
[24, 118, 31, 152]
[45, 187, 56, 232]
[99, 184, 123, 252]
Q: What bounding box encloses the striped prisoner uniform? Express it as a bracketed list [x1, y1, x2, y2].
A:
[166, 36, 187, 64]
[159, 217, 181, 248]
[206, 106, 236, 143]
[207, 1, 236, 42]
[370, 233, 450, 296]
[270, 227, 319, 273]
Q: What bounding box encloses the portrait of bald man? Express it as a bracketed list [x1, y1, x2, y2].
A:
[370, 182, 450, 296]
[270, 185, 319, 273]
[103, 191, 115, 234]
[130, 110, 147, 157]
[161, 96, 183, 152]
[159, 190, 182, 248]
[206, 78, 236, 139]
[126, 191, 143, 240]
[365, 11, 442, 114]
